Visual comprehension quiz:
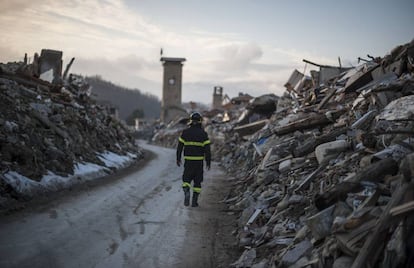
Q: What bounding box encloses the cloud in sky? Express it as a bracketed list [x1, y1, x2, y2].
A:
[1, 0, 413, 105]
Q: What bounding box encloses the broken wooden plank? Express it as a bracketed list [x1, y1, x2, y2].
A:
[233, 119, 268, 137]
[400, 153, 414, 182]
[314, 158, 399, 210]
[356, 189, 380, 211]
[32, 110, 69, 140]
[294, 164, 327, 192]
[62, 57, 75, 80]
[246, 208, 262, 226]
[390, 200, 414, 216]
[336, 219, 377, 256]
[351, 110, 378, 130]
[351, 182, 414, 268]
[374, 129, 414, 135]
[264, 155, 293, 168]
[259, 148, 273, 170]
[274, 110, 345, 136]
[317, 88, 337, 110]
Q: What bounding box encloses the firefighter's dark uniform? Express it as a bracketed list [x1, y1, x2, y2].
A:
[176, 123, 211, 207]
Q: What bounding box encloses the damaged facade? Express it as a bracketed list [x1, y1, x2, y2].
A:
[152, 39, 414, 267]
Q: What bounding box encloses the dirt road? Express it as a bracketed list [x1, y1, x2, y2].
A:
[0, 142, 238, 268]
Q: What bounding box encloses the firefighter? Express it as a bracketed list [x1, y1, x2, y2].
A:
[176, 112, 211, 207]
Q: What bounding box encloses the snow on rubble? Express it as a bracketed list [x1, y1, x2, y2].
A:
[2, 151, 139, 198]
[0, 49, 144, 210]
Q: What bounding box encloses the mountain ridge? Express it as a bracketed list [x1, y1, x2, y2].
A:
[86, 75, 161, 121]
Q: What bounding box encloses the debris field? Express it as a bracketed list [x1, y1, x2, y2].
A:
[152, 40, 414, 268]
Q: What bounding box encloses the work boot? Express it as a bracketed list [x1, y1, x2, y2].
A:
[191, 192, 199, 207]
[184, 187, 190, 206]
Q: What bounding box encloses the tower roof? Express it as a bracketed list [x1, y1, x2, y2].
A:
[160, 57, 186, 63]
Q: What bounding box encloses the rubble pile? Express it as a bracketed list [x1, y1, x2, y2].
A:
[221, 41, 414, 267]
[153, 40, 414, 267]
[0, 50, 142, 207]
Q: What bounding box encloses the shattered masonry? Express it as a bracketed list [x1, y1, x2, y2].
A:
[152, 39, 414, 267]
[0, 50, 143, 210]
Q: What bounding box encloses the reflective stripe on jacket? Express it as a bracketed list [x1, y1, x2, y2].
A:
[176, 124, 211, 165]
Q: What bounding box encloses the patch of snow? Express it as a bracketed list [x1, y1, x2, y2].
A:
[40, 171, 72, 191]
[127, 152, 137, 158]
[74, 162, 107, 175]
[3, 171, 43, 196]
[98, 151, 135, 168]
[2, 150, 137, 197]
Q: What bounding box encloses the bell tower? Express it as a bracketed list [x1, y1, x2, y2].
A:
[212, 86, 223, 109]
[160, 57, 186, 123]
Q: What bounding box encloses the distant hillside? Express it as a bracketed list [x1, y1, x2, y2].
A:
[86, 75, 160, 120]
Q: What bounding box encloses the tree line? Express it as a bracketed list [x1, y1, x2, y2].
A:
[86, 75, 160, 123]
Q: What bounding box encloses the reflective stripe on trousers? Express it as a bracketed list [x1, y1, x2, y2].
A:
[182, 182, 201, 193]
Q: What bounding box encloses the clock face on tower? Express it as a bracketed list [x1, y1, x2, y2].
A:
[168, 77, 175, 85]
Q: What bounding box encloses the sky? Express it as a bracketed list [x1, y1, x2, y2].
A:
[0, 0, 413, 105]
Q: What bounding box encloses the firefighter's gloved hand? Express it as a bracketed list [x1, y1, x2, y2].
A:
[176, 160, 181, 167]
[206, 164, 210, 170]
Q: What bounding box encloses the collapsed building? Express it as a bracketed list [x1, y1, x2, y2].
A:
[0, 49, 142, 210]
[152, 40, 414, 267]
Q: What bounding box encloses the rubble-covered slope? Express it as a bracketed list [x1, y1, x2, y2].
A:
[0, 62, 143, 208]
[153, 40, 414, 267]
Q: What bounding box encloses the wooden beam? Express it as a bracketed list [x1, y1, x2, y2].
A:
[274, 112, 336, 136]
[351, 182, 413, 268]
[314, 158, 399, 210]
[390, 200, 414, 216]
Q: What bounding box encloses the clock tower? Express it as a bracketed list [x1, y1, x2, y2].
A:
[160, 57, 186, 123]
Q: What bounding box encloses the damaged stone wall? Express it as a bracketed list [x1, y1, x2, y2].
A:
[152, 39, 414, 267]
[0, 54, 143, 208]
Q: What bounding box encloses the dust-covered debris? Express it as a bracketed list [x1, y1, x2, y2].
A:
[153, 39, 414, 267]
[0, 49, 143, 211]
